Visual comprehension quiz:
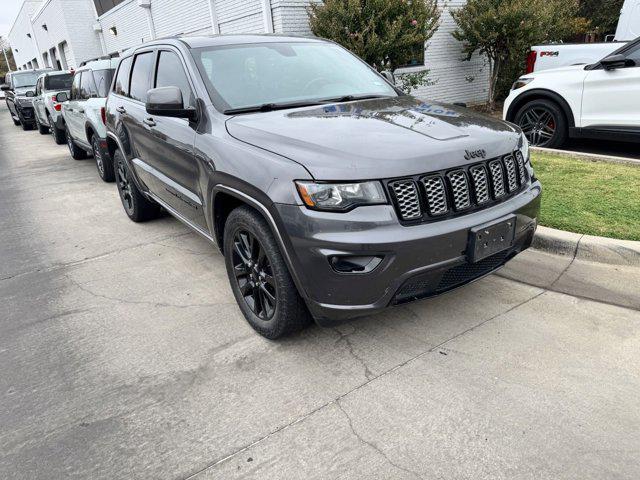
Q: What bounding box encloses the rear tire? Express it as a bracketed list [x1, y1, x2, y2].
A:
[36, 115, 49, 135]
[49, 115, 66, 144]
[92, 135, 115, 183]
[12, 117, 21, 126]
[514, 99, 567, 148]
[66, 127, 88, 160]
[113, 149, 162, 222]
[223, 206, 312, 339]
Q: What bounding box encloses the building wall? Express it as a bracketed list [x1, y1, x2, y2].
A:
[7, 0, 42, 70]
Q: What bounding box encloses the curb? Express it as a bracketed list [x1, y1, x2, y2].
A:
[532, 225, 640, 267]
[532, 146, 640, 166]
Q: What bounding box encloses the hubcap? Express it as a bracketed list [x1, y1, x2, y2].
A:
[231, 230, 277, 320]
[519, 107, 556, 147]
[94, 140, 104, 175]
[115, 159, 134, 214]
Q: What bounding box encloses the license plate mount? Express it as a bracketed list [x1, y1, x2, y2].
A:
[468, 215, 516, 263]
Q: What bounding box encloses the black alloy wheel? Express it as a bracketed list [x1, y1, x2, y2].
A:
[115, 156, 135, 217]
[514, 99, 567, 148]
[231, 230, 278, 320]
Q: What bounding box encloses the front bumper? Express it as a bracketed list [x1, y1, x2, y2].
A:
[16, 104, 35, 124]
[276, 181, 541, 325]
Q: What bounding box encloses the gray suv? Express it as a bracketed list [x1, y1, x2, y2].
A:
[105, 35, 541, 339]
[2, 69, 53, 130]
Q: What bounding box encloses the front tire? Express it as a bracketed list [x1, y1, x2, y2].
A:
[66, 128, 88, 160]
[92, 136, 115, 183]
[223, 206, 311, 339]
[113, 149, 162, 222]
[514, 99, 567, 148]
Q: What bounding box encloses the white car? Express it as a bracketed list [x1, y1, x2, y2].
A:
[504, 37, 640, 148]
[60, 58, 118, 182]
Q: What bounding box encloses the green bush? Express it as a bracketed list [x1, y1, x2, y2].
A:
[308, 0, 440, 91]
[452, 0, 585, 107]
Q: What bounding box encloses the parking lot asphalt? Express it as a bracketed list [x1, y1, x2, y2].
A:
[1, 105, 639, 480]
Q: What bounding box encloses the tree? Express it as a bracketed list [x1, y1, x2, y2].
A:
[308, 0, 440, 92]
[451, 0, 584, 108]
[0, 37, 16, 79]
[579, 0, 624, 36]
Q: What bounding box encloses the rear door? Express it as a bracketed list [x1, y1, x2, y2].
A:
[140, 48, 203, 228]
[581, 42, 640, 128]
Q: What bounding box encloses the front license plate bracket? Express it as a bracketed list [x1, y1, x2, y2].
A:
[468, 215, 516, 263]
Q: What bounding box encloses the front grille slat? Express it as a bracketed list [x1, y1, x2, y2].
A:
[388, 151, 528, 224]
[421, 175, 449, 216]
[390, 180, 422, 220]
[488, 159, 506, 199]
[503, 155, 519, 193]
[447, 170, 471, 211]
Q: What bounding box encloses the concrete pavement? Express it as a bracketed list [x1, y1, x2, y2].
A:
[1, 106, 639, 480]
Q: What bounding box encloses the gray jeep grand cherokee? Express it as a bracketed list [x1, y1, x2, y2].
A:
[105, 35, 541, 339]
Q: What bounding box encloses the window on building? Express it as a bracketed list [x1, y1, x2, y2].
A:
[114, 56, 132, 96]
[93, 69, 115, 97]
[80, 71, 98, 99]
[70, 72, 82, 100]
[129, 52, 154, 102]
[93, 0, 126, 17]
[155, 51, 194, 107]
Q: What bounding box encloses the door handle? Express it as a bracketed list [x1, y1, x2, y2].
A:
[143, 117, 156, 127]
[78, 109, 85, 113]
[116, 106, 126, 114]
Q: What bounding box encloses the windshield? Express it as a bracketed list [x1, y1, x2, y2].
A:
[12, 72, 41, 88]
[45, 73, 73, 91]
[191, 42, 397, 112]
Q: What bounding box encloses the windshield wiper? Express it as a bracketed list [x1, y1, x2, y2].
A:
[319, 94, 394, 103]
[223, 100, 325, 115]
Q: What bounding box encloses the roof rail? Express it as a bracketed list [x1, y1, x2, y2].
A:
[78, 52, 120, 68]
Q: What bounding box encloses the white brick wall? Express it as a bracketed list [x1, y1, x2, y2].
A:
[8, 0, 42, 69]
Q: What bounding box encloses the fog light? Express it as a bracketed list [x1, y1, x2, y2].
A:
[329, 255, 382, 274]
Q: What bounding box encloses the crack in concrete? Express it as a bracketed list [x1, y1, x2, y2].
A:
[550, 234, 584, 288]
[0, 231, 192, 283]
[336, 400, 424, 480]
[178, 290, 545, 480]
[65, 275, 234, 310]
[333, 327, 375, 380]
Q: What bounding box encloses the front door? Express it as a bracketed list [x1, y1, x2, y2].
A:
[64, 72, 83, 139]
[581, 43, 640, 129]
[140, 49, 204, 229]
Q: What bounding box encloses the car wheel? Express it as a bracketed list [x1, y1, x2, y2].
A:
[223, 206, 312, 339]
[19, 114, 33, 131]
[36, 115, 49, 135]
[49, 115, 66, 144]
[113, 149, 162, 222]
[12, 117, 21, 126]
[514, 99, 567, 148]
[66, 128, 88, 160]
[92, 136, 115, 183]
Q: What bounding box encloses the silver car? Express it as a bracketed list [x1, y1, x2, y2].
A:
[32, 71, 74, 144]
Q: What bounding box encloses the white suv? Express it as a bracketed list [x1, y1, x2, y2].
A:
[60, 58, 118, 181]
[504, 37, 640, 148]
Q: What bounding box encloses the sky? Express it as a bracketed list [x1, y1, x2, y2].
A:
[0, 0, 24, 40]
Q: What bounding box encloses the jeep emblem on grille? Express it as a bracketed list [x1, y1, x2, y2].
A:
[464, 149, 487, 161]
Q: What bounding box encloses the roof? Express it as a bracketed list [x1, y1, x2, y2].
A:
[139, 34, 323, 50]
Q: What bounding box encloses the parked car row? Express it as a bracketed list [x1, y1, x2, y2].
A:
[3, 35, 542, 340]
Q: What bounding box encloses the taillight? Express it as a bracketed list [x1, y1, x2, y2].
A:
[526, 50, 537, 74]
[53, 103, 62, 111]
[101, 107, 106, 125]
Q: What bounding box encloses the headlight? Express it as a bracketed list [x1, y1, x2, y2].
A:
[511, 77, 533, 91]
[295, 181, 387, 211]
[518, 132, 530, 162]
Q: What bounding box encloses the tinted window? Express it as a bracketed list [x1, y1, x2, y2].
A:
[93, 69, 115, 97]
[626, 44, 640, 64]
[80, 71, 98, 99]
[45, 74, 73, 91]
[70, 73, 82, 100]
[155, 51, 194, 107]
[114, 56, 132, 96]
[129, 52, 154, 102]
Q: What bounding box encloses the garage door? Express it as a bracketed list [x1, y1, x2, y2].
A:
[61, 41, 74, 70]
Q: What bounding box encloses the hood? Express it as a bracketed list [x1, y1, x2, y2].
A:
[526, 64, 588, 78]
[14, 86, 36, 97]
[226, 96, 520, 180]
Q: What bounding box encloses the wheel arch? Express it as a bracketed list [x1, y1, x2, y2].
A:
[506, 89, 576, 128]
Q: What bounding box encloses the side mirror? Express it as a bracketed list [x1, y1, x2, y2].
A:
[601, 54, 631, 70]
[1, 84, 10, 91]
[25, 90, 35, 97]
[380, 70, 395, 85]
[145, 86, 196, 119]
[55, 91, 69, 102]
